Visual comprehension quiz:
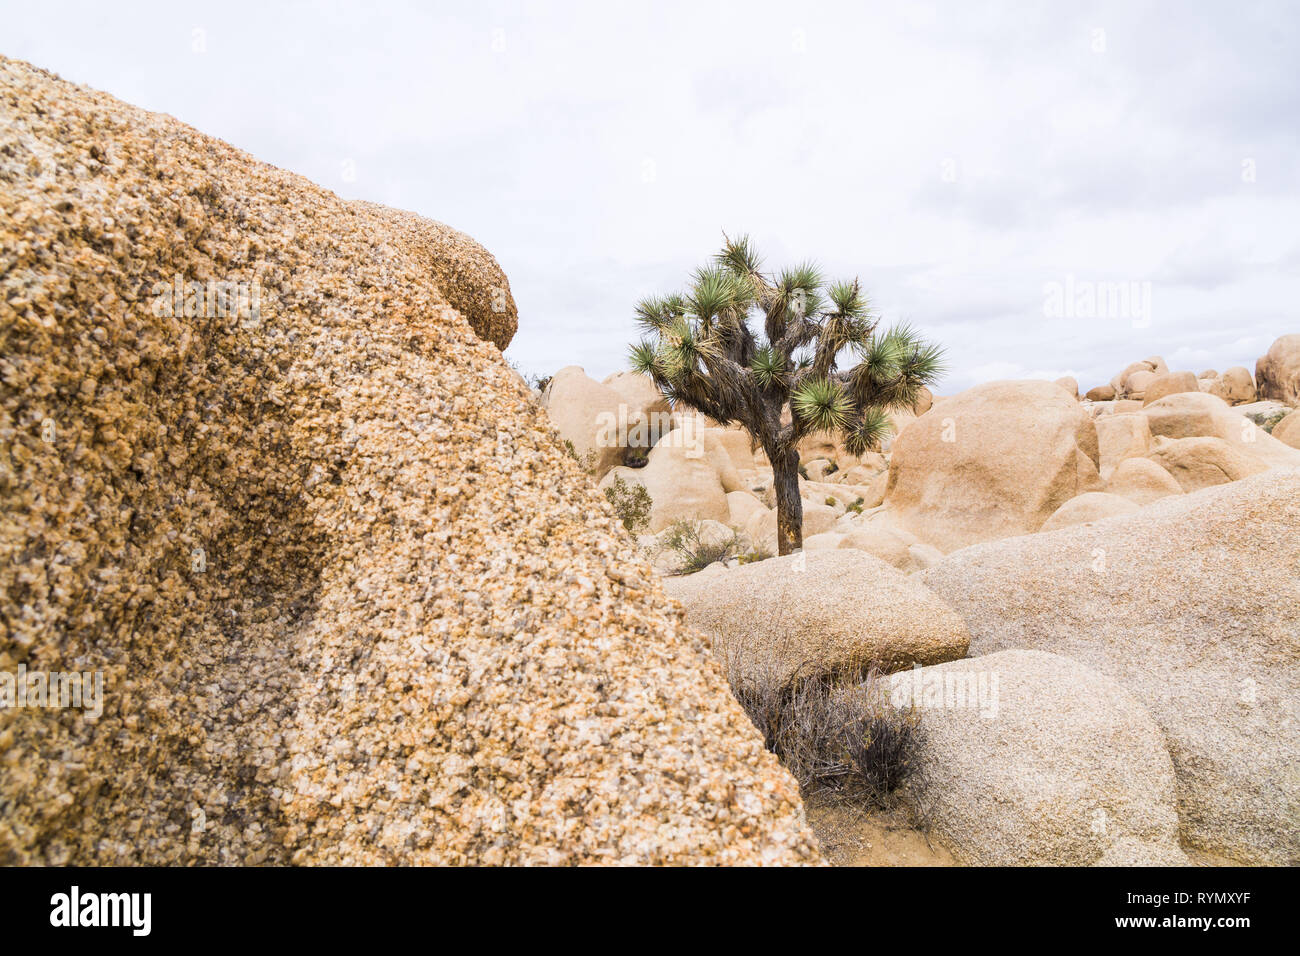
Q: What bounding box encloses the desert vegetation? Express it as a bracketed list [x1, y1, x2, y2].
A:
[628, 234, 944, 553]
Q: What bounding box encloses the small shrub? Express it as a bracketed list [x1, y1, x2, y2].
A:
[604, 476, 652, 535]
[845, 496, 865, 515]
[825, 496, 838, 507]
[824, 461, 839, 476]
[659, 519, 744, 574]
[737, 542, 774, 565]
[563, 439, 598, 473]
[1249, 410, 1289, 433]
[725, 660, 924, 812]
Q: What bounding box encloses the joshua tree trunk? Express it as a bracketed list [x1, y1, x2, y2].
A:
[770, 445, 803, 555]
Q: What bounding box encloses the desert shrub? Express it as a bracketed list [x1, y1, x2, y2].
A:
[726, 662, 923, 811]
[604, 476, 652, 535]
[845, 496, 865, 515]
[562, 439, 598, 473]
[659, 519, 744, 574]
[528, 372, 552, 392]
[1249, 409, 1289, 433]
[737, 542, 774, 565]
[825, 496, 837, 507]
[824, 461, 839, 475]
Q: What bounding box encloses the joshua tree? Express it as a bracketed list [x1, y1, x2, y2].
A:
[629, 234, 945, 555]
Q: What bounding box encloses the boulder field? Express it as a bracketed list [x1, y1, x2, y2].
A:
[546, 355, 1298, 865]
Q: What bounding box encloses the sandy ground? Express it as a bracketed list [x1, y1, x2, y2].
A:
[806, 802, 958, 866]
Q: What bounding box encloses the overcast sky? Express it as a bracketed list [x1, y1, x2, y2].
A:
[5, 1, 1298, 392]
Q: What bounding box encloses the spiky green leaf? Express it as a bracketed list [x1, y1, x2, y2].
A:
[843, 407, 894, 456]
[792, 376, 852, 433]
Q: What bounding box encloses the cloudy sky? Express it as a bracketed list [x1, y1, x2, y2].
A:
[6, 1, 1298, 392]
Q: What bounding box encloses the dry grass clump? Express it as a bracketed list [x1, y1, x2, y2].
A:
[723, 651, 925, 812]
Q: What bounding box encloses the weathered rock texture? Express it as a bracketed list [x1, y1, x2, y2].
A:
[0, 57, 818, 865]
[922, 471, 1300, 864]
[1256, 334, 1300, 406]
[894, 650, 1186, 866]
[883, 380, 1102, 552]
[664, 550, 970, 690]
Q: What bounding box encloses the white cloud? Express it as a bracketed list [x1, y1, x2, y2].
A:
[6, 0, 1297, 392]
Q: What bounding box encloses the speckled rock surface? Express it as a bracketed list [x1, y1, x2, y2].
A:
[349, 200, 517, 350]
[0, 56, 818, 865]
[892, 650, 1186, 866]
[921, 471, 1300, 864]
[664, 550, 970, 690]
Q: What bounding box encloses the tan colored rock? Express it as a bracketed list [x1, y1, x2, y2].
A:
[541, 366, 629, 477]
[602, 428, 730, 532]
[921, 471, 1300, 864]
[1085, 383, 1117, 402]
[1148, 436, 1269, 492]
[742, 499, 838, 554]
[1039, 492, 1140, 532]
[1053, 375, 1079, 399]
[703, 427, 763, 470]
[883, 380, 1102, 552]
[1110, 357, 1168, 397]
[1094, 413, 1151, 480]
[701, 432, 746, 493]
[1143, 391, 1300, 470]
[1124, 369, 1157, 399]
[726, 490, 767, 530]
[802, 532, 845, 551]
[1141, 370, 1200, 406]
[0, 56, 817, 865]
[907, 542, 945, 570]
[350, 203, 517, 350]
[837, 524, 917, 571]
[1272, 410, 1300, 449]
[602, 371, 673, 451]
[889, 650, 1186, 866]
[1207, 366, 1256, 405]
[804, 458, 834, 482]
[864, 471, 889, 509]
[1256, 334, 1300, 405]
[664, 550, 970, 690]
[1105, 457, 1184, 505]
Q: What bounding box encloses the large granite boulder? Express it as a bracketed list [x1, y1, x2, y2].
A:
[664, 550, 970, 691]
[882, 380, 1102, 552]
[890, 650, 1186, 866]
[0, 56, 816, 866]
[1256, 334, 1300, 405]
[921, 471, 1300, 864]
